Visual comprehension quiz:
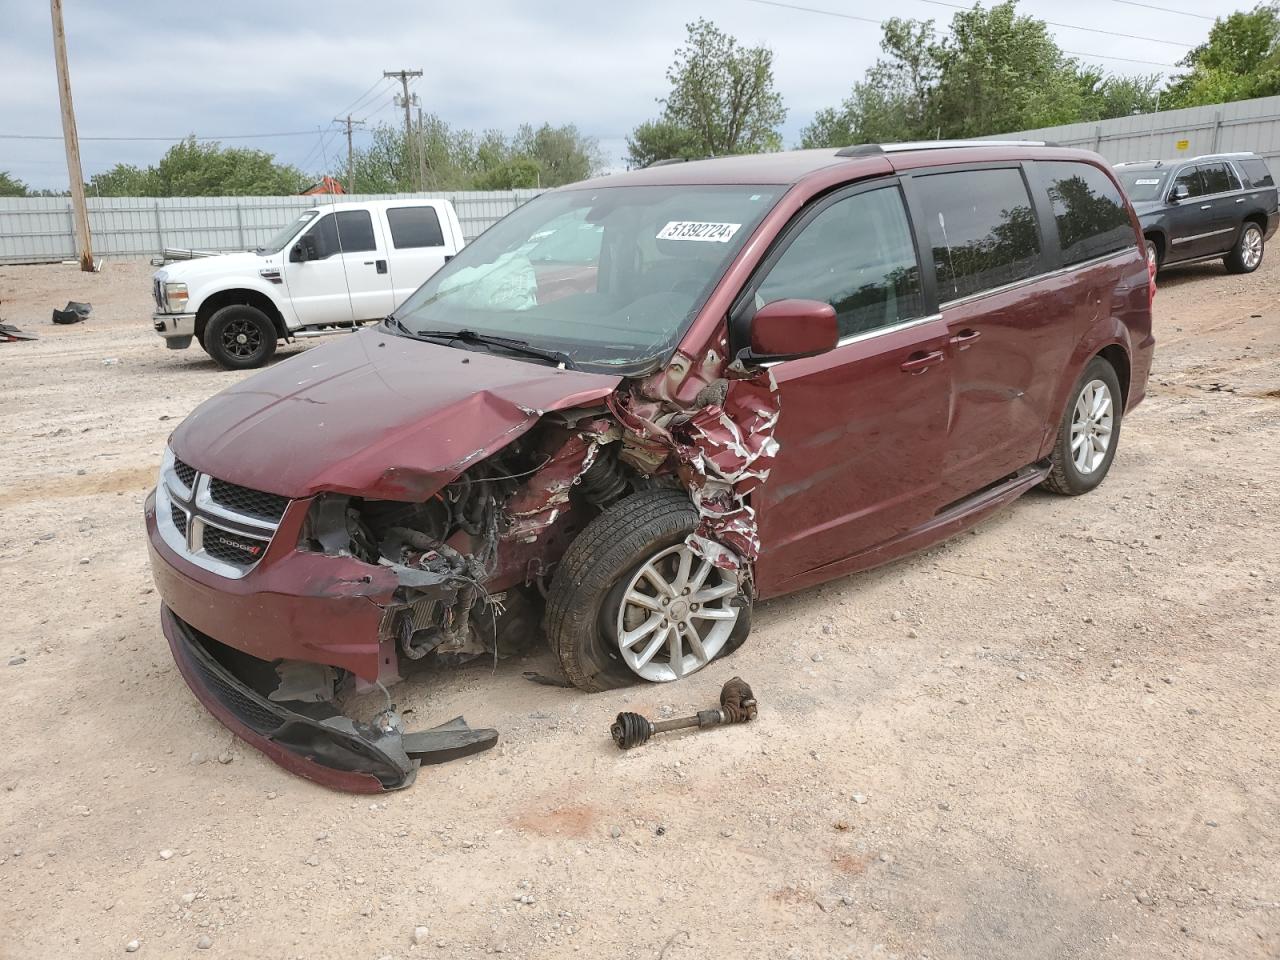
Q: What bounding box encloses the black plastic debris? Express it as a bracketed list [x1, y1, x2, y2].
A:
[0, 323, 37, 343]
[52, 301, 91, 325]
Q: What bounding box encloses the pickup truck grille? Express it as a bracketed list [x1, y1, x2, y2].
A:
[156, 450, 288, 580]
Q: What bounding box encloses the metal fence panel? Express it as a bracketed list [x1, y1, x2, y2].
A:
[0, 189, 542, 265]
[988, 94, 1280, 168]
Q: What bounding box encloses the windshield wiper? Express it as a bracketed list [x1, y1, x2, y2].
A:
[410, 328, 577, 369]
[382, 314, 417, 338]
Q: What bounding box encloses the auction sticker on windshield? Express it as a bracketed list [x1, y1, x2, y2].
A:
[657, 221, 742, 243]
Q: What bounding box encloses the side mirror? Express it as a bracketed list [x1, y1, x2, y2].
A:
[290, 236, 317, 262]
[747, 299, 839, 363]
[1171, 183, 1190, 202]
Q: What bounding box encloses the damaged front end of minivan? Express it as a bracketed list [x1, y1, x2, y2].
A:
[149, 339, 783, 792]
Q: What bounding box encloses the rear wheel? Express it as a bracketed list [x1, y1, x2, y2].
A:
[204, 305, 278, 370]
[1225, 222, 1264, 274]
[1041, 356, 1123, 496]
[545, 488, 751, 691]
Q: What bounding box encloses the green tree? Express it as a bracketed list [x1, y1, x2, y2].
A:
[511, 123, 604, 186]
[626, 119, 700, 168]
[628, 18, 786, 165]
[1165, 4, 1280, 108]
[89, 138, 305, 196]
[0, 171, 30, 197]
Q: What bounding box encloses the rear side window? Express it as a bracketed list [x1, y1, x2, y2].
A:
[387, 206, 445, 249]
[1240, 158, 1275, 188]
[305, 210, 377, 258]
[913, 168, 1041, 302]
[1199, 162, 1234, 194]
[755, 185, 925, 339]
[1039, 161, 1134, 266]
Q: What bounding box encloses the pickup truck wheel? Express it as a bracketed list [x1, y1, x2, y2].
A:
[204, 305, 277, 370]
[1041, 356, 1123, 496]
[545, 488, 751, 692]
[1225, 222, 1264, 274]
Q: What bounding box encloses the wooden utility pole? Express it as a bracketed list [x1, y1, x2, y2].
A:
[50, 0, 93, 272]
[383, 69, 422, 191]
[416, 107, 428, 193]
[334, 114, 365, 194]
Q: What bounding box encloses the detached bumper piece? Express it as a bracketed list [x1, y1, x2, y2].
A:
[162, 607, 497, 793]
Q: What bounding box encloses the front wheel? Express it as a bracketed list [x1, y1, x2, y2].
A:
[204, 304, 278, 370]
[1145, 238, 1162, 276]
[545, 488, 751, 691]
[1224, 222, 1264, 274]
[1041, 357, 1123, 496]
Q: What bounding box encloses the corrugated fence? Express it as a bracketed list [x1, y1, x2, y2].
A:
[0, 189, 542, 265]
[989, 94, 1280, 167]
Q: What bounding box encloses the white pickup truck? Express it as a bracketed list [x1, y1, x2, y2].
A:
[151, 199, 465, 369]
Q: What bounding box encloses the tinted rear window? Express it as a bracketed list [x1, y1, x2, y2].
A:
[1039, 161, 1134, 267]
[913, 167, 1041, 302]
[1240, 158, 1275, 188]
[387, 206, 445, 248]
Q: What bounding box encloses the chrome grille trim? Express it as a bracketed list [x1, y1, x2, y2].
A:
[156, 447, 286, 580]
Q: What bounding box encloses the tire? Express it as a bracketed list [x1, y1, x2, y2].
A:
[545, 488, 752, 692]
[1041, 356, 1123, 496]
[1224, 221, 1264, 274]
[204, 304, 278, 370]
[1144, 238, 1162, 277]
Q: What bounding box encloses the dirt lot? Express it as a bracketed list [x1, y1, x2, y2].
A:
[1, 255, 1277, 960]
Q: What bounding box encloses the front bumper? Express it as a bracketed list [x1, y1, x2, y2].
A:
[163, 608, 498, 792]
[153, 312, 196, 349]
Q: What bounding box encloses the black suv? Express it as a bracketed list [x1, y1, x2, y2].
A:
[1113, 152, 1279, 275]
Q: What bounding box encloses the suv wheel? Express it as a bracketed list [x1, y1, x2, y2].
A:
[1041, 356, 1123, 496]
[1145, 238, 1161, 276]
[545, 488, 751, 691]
[1225, 222, 1264, 274]
[204, 305, 278, 370]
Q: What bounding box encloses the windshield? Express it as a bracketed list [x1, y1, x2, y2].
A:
[259, 210, 319, 254]
[392, 184, 783, 373]
[1115, 169, 1169, 203]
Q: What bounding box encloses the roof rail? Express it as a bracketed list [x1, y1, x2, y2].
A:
[835, 139, 1056, 157]
[645, 157, 701, 168]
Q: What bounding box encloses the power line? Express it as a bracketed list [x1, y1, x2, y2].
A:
[1110, 0, 1215, 20]
[0, 130, 320, 142]
[914, 0, 1196, 47]
[740, 0, 1179, 68]
[337, 77, 389, 117]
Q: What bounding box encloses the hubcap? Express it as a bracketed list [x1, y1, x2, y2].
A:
[1070, 379, 1114, 475]
[222, 319, 262, 359]
[1146, 241, 1158, 271]
[615, 544, 739, 682]
[1243, 226, 1263, 269]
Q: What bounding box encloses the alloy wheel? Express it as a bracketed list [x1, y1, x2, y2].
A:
[615, 544, 739, 682]
[222, 319, 263, 359]
[1070, 379, 1114, 475]
[1242, 225, 1263, 270]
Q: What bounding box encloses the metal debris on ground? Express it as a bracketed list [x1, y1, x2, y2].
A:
[51, 301, 91, 325]
[0, 323, 37, 342]
[610, 676, 757, 750]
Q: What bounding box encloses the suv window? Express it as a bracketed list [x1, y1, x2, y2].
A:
[1240, 157, 1275, 188]
[913, 167, 1041, 302]
[386, 206, 445, 249]
[306, 210, 377, 258]
[756, 186, 925, 339]
[1039, 161, 1134, 266]
[1173, 167, 1205, 199]
[1199, 162, 1234, 195]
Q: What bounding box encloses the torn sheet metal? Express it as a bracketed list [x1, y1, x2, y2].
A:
[500, 434, 598, 543]
[608, 359, 781, 572]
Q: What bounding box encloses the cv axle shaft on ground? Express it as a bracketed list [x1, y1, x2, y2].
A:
[610, 677, 758, 750]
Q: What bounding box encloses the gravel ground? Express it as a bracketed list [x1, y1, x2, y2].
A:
[1, 256, 1277, 960]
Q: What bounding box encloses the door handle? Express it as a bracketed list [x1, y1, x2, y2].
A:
[1236, 197, 1246, 203]
[900, 349, 945, 374]
[376, 260, 388, 274]
[1200, 204, 1212, 210]
[949, 328, 981, 351]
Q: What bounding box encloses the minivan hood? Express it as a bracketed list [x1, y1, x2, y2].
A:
[156, 251, 273, 283]
[171, 330, 622, 500]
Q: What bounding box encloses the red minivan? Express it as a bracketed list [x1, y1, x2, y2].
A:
[146, 142, 1155, 790]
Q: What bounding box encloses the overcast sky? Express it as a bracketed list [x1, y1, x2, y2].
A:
[0, 0, 1241, 190]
